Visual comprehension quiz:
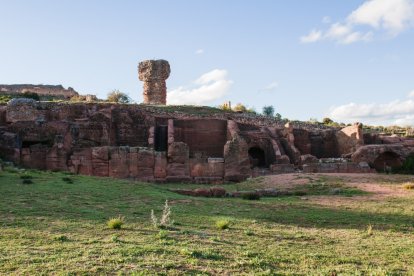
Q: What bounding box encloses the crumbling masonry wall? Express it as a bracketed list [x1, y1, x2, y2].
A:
[2, 100, 413, 182]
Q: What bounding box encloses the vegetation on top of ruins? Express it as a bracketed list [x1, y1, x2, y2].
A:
[1, 166, 414, 274]
[147, 104, 229, 115]
[262, 105, 275, 117]
[218, 102, 256, 114]
[106, 89, 131, 104]
[0, 91, 40, 103]
[0, 95, 12, 104]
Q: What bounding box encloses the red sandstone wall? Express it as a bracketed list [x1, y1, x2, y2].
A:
[173, 119, 227, 158]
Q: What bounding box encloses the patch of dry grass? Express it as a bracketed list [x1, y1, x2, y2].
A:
[402, 182, 414, 190]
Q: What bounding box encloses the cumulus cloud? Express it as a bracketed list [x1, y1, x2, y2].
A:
[195, 49, 204, 55]
[348, 0, 414, 34]
[300, 30, 323, 43]
[328, 92, 414, 126]
[167, 69, 233, 105]
[301, 0, 414, 44]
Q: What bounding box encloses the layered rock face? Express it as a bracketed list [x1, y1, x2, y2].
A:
[0, 84, 78, 99]
[138, 60, 170, 105]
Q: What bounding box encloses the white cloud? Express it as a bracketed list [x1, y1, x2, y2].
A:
[195, 49, 204, 55]
[322, 16, 331, 24]
[328, 92, 414, 126]
[259, 81, 279, 92]
[300, 29, 323, 43]
[167, 69, 233, 105]
[348, 0, 414, 34]
[301, 0, 414, 44]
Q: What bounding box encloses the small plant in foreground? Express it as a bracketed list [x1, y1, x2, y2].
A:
[62, 177, 74, 184]
[241, 192, 261, 200]
[22, 179, 33, 185]
[150, 200, 174, 229]
[157, 229, 169, 240]
[53, 235, 69, 242]
[402, 182, 414, 190]
[111, 234, 121, 243]
[244, 229, 254, 236]
[367, 224, 373, 236]
[20, 175, 33, 180]
[107, 216, 124, 230]
[216, 219, 230, 230]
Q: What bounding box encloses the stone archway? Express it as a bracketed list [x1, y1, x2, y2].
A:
[248, 147, 266, 168]
[373, 151, 402, 172]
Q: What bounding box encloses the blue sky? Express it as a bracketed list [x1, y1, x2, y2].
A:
[1, 0, 414, 126]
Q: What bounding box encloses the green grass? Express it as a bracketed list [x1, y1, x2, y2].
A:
[1, 168, 414, 274]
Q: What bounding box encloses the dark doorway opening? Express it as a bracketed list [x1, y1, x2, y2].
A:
[21, 140, 52, 148]
[373, 151, 402, 172]
[154, 126, 168, 152]
[248, 147, 266, 168]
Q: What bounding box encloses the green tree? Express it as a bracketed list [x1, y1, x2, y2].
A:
[262, 105, 274, 117]
[22, 91, 40, 101]
[322, 117, 334, 125]
[107, 90, 130, 103]
[275, 113, 282, 120]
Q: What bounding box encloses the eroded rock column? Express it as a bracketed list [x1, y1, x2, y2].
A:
[138, 59, 170, 105]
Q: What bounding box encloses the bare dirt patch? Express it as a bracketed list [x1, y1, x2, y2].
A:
[249, 173, 414, 206]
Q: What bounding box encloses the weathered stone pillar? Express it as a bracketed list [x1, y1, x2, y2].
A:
[138, 59, 170, 105]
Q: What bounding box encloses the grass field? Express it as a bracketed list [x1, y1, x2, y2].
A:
[1, 167, 414, 275]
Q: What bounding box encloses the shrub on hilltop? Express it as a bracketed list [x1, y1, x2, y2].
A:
[107, 90, 131, 104]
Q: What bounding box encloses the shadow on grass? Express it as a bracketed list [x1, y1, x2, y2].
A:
[1, 170, 413, 233]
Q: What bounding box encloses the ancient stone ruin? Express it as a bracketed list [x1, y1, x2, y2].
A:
[138, 59, 170, 105]
[1, 60, 414, 183]
[0, 84, 78, 100]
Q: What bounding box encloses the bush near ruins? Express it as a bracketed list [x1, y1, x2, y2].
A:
[0, 95, 12, 104]
[262, 105, 274, 117]
[218, 102, 232, 111]
[393, 155, 414, 174]
[233, 103, 257, 114]
[107, 90, 131, 104]
[233, 103, 248, 112]
[22, 92, 40, 101]
[0, 92, 39, 103]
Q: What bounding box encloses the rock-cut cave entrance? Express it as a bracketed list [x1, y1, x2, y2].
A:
[154, 125, 168, 152]
[248, 147, 267, 168]
[373, 151, 402, 172]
